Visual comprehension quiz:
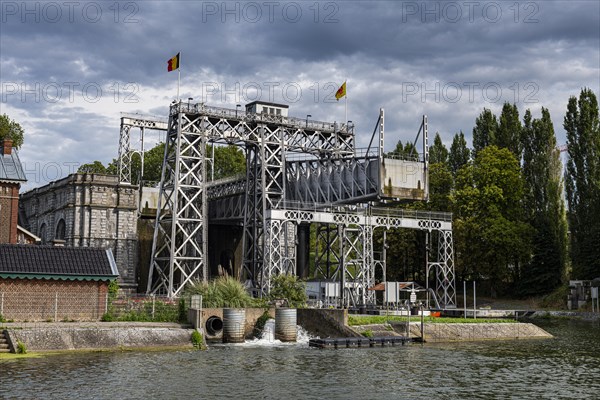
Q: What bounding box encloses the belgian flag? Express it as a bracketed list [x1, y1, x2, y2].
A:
[167, 53, 180, 72]
[335, 81, 346, 101]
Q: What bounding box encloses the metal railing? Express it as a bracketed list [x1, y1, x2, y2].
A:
[171, 102, 353, 135]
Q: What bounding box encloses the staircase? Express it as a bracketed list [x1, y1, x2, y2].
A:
[0, 331, 12, 353]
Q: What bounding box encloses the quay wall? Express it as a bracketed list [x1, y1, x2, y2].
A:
[4, 323, 194, 352]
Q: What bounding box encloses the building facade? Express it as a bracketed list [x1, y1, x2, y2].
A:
[19, 173, 139, 292]
[0, 139, 27, 244]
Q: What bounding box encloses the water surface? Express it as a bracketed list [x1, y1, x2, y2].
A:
[1, 319, 598, 399]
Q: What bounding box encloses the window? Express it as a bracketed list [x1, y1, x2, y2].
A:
[39, 223, 47, 244]
[55, 219, 66, 240]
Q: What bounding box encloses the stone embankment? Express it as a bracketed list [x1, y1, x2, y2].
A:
[2, 322, 194, 352]
[350, 322, 552, 342]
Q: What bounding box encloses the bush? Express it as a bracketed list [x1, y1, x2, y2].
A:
[191, 330, 204, 349]
[0, 314, 5, 323]
[16, 340, 27, 354]
[268, 274, 307, 308]
[184, 277, 255, 308]
[178, 298, 188, 323]
[540, 285, 569, 309]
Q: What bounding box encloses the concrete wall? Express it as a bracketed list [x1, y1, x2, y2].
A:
[6, 326, 194, 351]
[380, 158, 427, 201]
[297, 309, 362, 338]
[414, 322, 553, 342]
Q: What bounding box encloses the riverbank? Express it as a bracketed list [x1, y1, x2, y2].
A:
[1, 322, 195, 353]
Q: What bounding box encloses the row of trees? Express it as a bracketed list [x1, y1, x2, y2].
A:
[386, 88, 598, 297]
[78, 143, 246, 184]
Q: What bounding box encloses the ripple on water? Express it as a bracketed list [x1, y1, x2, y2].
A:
[1, 320, 599, 400]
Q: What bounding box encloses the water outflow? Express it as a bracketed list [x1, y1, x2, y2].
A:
[244, 319, 313, 347]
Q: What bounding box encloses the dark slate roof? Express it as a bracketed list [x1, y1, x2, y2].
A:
[0, 244, 118, 281]
[0, 149, 27, 182]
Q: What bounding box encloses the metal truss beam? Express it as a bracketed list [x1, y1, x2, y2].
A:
[117, 115, 168, 184]
[148, 112, 207, 297]
[145, 101, 453, 307]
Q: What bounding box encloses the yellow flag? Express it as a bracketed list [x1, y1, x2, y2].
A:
[335, 81, 346, 101]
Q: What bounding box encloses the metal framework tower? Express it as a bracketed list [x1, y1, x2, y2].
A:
[117, 114, 168, 184]
[145, 101, 456, 307]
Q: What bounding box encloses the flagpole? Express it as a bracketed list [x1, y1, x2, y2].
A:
[177, 69, 180, 101]
[345, 79, 348, 127]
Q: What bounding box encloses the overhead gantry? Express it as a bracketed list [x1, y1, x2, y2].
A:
[137, 101, 456, 308]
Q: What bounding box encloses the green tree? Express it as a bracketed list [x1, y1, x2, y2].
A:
[210, 145, 246, 180]
[495, 103, 522, 159]
[428, 162, 453, 212]
[452, 146, 532, 296]
[472, 108, 497, 158]
[429, 132, 449, 165]
[449, 131, 470, 177]
[520, 107, 568, 295]
[389, 140, 418, 159]
[564, 88, 600, 280]
[78, 161, 108, 174]
[0, 114, 25, 149]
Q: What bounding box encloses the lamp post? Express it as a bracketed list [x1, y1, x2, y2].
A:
[306, 114, 312, 128]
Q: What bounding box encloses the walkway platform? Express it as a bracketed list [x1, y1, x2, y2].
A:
[309, 336, 410, 349]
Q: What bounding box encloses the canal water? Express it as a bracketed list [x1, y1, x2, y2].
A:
[1, 319, 599, 399]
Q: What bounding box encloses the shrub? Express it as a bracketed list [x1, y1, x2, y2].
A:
[362, 329, 373, 338]
[268, 274, 307, 308]
[101, 313, 114, 322]
[191, 330, 204, 349]
[540, 285, 569, 309]
[0, 314, 6, 323]
[178, 298, 188, 323]
[184, 277, 254, 308]
[16, 340, 27, 354]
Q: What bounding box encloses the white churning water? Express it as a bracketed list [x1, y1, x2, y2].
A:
[243, 319, 313, 347]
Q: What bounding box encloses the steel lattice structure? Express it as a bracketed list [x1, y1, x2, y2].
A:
[117, 114, 168, 184]
[143, 101, 456, 308]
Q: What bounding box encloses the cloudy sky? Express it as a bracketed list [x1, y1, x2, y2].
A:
[1, 0, 598, 189]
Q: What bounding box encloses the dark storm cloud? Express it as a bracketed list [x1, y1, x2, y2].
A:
[1, 0, 598, 187]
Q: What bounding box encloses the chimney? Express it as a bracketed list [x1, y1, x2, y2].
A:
[2, 139, 13, 155]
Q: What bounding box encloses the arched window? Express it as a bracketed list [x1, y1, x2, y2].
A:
[39, 223, 47, 244]
[55, 219, 66, 240]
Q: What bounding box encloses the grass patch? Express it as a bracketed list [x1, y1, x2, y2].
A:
[0, 352, 47, 361]
[16, 341, 27, 354]
[348, 315, 517, 326]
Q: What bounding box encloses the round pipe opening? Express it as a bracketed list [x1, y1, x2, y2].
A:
[206, 316, 223, 336]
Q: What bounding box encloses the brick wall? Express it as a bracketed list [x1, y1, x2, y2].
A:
[0, 183, 19, 244]
[0, 278, 109, 321]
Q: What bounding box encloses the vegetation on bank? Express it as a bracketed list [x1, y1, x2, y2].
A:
[184, 274, 307, 309]
[348, 315, 517, 326]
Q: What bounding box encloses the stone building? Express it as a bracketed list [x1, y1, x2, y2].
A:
[19, 173, 139, 292]
[0, 139, 26, 244]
